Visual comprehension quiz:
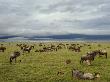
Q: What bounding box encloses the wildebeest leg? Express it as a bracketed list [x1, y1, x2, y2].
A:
[10, 58, 12, 64]
[92, 57, 94, 61]
[80, 59, 83, 64]
[105, 53, 107, 58]
[28, 50, 30, 53]
[80, 60, 82, 64]
[71, 70, 74, 78]
[2, 50, 4, 52]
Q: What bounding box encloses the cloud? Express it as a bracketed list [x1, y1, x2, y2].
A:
[0, 0, 110, 38]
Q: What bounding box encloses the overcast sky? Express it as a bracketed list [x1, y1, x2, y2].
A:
[0, 0, 110, 37]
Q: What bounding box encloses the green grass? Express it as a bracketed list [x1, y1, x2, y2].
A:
[0, 42, 110, 82]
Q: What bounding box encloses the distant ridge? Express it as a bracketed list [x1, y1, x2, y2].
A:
[0, 34, 110, 40]
[27, 34, 110, 40]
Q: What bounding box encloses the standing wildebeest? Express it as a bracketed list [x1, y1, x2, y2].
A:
[22, 46, 33, 53]
[80, 51, 98, 65]
[10, 51, 20, 64]
[74, 46, 81, 52]
[98, 50, 107, 58]
[0, 47, 6, 52]
[80, 55, 95, 65]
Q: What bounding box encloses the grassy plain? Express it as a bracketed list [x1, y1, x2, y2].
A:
[0, 41, 110, 82]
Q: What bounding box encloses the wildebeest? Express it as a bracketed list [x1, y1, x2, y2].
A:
[35, 49, 45, 52]
[72, 69, 100, 80]
[74, 47, 81, 52]
[80, 51, 98, 65]
[66, 59, 71, 64]
[16, 44, 22, 47]
[10, 51, 20, 64]
[98, 50, 107, 58]
[80, 55, 94, 65]
[0, 46, 6, 52]
[68, 45, 81, 52]
[22, 46, 33, 53]
[57, 71, 64, 75]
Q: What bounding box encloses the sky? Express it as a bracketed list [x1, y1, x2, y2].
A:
[0, 0, 110, 39]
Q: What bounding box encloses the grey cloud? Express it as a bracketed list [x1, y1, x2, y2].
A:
[0, 0, 110, 37]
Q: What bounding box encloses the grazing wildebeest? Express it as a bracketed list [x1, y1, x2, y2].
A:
[30, 45, 34, 49]
[80, 51, 98, 65]
[16, 44, 22, 47]
[39, 43, 43, 46]
[68, 45, 82, 52]
[72, 69, 100, 80]
[10, 51, 20, 64]
[98, 50, 107, 58]
[23, 46, 33, 53]
[35, 49, 45, 52]
[74, 47, 81, 52]
[80, 55, 94, 65]
[0, 47, 6, 52]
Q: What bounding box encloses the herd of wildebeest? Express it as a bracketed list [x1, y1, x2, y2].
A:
[0, 42, 109, 80]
